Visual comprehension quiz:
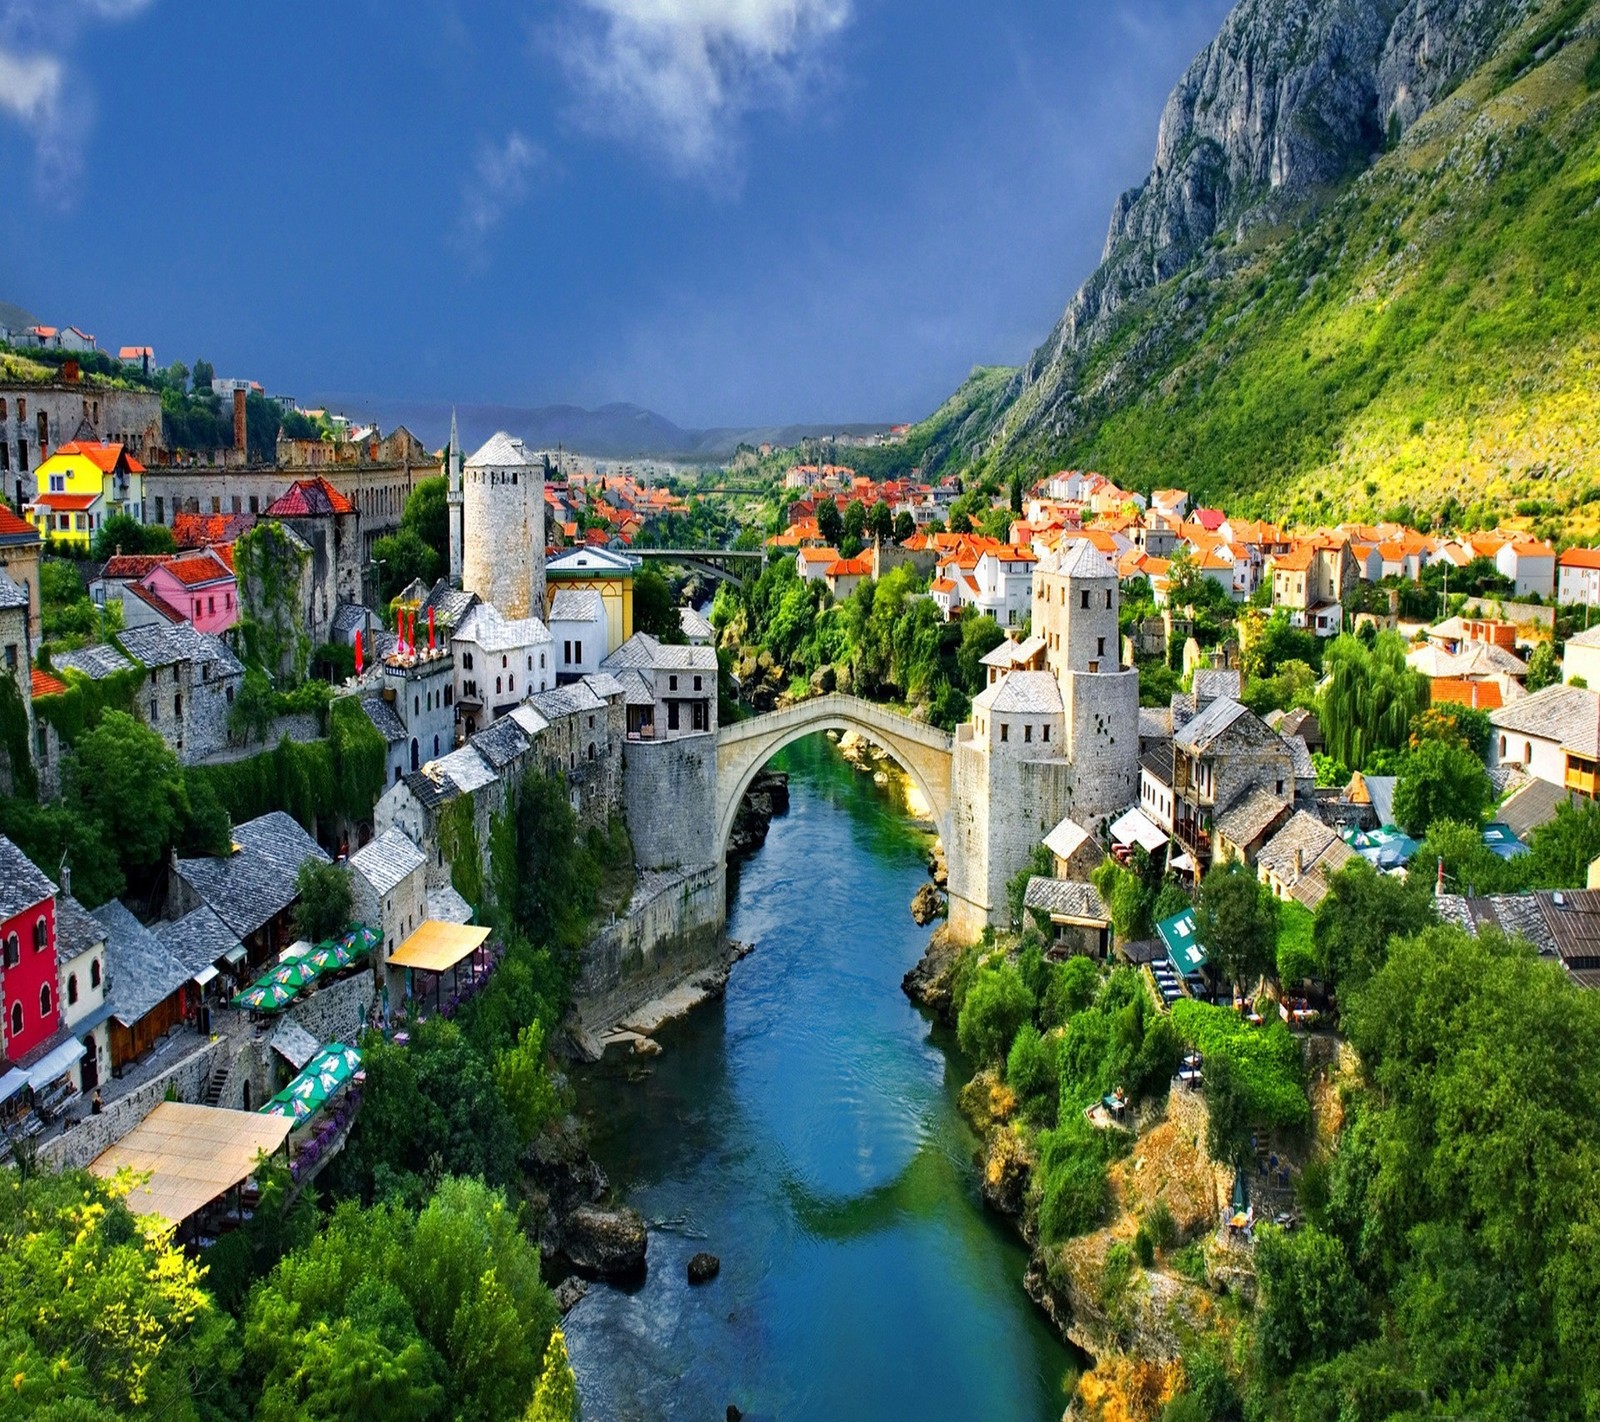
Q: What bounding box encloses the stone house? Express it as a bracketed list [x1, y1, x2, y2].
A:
[1257, 811, 1358, 911]
[601, 633, 718, 742]
[0, 507, 41, 642]
[347, 828, 428, 1006]
[0, 383, 163, 512]
[1172, 697, 1296, 875]
[361, 647, 457, 783]
[1489, 683, 1600, 795]
[260, 477, 365, 646]
[1269, 542, 1357, 635]
[91, 899, 191, 1073]
[452, 600, 554, 734]
[115, 623, 244, 763]
[548, 590, 608, 686]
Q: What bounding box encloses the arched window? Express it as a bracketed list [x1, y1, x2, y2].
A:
[9, 1002, 20, 1038]
[444, 686, 452, 706]
[464, 652, 473, 670]
[508, 675, 514, 692]
[1525, 741, 1533, 763]
[433, 734, 440, 756]
[411, 739, 420, 771]
[39, 983, 50, 1017]
[588, 742, 596, 761]
[414, 695, 420, 716]
[90, 958, 101, 989]
[33, 917, 47, 951]
[496, 676, 502, 695]
[1499, 735, 1507, 757]
[67, 974, 78, 1005]
[3, 933, 18, 968]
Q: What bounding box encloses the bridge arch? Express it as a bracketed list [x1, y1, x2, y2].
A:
[714, 694, 954, 858]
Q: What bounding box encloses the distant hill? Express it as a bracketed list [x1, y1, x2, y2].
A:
[902, 0, 1600, 531]
[319, 394, 896, 464]
[0, 299, 41, 335]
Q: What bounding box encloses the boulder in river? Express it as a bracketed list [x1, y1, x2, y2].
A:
[553, 1276, 589, 1313]
[564, 1204, 648, 1280]
[910, 882, 945, 926]
[687, 1251, 721, 1284]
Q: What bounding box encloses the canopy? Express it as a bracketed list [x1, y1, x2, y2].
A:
[265, 960, 319, 991]
[0, 1067, 31, 1103]
[261, 1043, 362, 1124]
[233, 980, 296, 1013]
[25, 1036, 85, 1090]
[91, 1101, 292, 1223]
[388, 921, 490, 974]
[1158, 907, 1208, 976]
[1109, 807, 1168, 856]
[305, 942, 352, 974]
[341, 924, 380, 958]
[1482, 822, 1531, 861]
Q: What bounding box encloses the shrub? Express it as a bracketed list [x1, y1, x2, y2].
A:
[957, 960, 1035, 1066]
[1005, 1023, 1058, 1117]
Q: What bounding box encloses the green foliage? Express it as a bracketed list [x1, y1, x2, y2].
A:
[1035, 1114, 1118, 1243]
[30, 662, 144, 744]
[1195, 860, 1279, 988]
[1040, 954, 1101, 1029]
[632, 564, 684, 641]
[400, 476, 448, 563]
[1525, 639, 1560, 692]
[0, 793, 124, 907]
[523, 1330, 580, 1422]
[372, 529, 439, 604]
[1392, 735, 1493, 837]
[1169, 1000, 1309, 1141]
[1275, 900, 1318, 987]
[292, 859, 353, 943]
[1255, 1224, 1370, 1376]
[38, 558, 122, 652]
[1318, 633, 1428, 771]
[956, 959, 1035, 1065]
[1005, 1022, 1059, 1117]
[1005, 842, 1053, 929]
[493, 1021, 563, 1146]
[498, 771, 605, 959]
[70, 710, 196, 883]
[90, 514, 175, 562]
[1311, 859, 1435, 997]
[235, 522, 312, 681]
[0, 670, 36, 800]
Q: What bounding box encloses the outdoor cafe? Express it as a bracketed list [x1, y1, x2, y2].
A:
[386, 920, 494, 1018]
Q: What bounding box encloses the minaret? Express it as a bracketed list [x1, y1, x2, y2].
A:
[446, 407, 464, 585]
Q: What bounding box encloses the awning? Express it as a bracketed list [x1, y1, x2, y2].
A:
[388, 921, 491, 973]
[0, 1068, 30, 1103]
[25, 1036, 85, 1090]
[1110, 806, 1168, 856]
[192, 965, 220, 987]
[223, 944, 248, 965]
[1170, 852, 1197, 873]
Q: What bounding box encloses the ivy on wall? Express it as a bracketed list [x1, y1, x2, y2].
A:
[0, 674, 37, 799]
[31, 665, 145, 744]
[439, 795, 485, 914]
[235, 521, 312, 683]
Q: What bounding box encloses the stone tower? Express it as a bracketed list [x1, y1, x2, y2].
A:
[946, 538, 1139, 941]
[446, 408, 464, 586]
[461, 432, 546, 619]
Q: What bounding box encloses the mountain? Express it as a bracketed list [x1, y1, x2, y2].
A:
[0, 299, 41, 334]
[320, 394, 896, 464]
[915, 0, 1600, 528]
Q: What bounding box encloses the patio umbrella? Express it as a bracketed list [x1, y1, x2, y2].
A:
[305, 942, 352, 974]
[341, 925, 380, 959]
[265, 960, 320, 991]
[260, 1096, 315, 1124]
[233, 981, 296, 1012]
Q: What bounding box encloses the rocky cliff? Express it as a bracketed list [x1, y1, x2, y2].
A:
[919, 0, 1600, 522]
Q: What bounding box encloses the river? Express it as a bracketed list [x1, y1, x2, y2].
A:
[564, 732, 1072, 1421]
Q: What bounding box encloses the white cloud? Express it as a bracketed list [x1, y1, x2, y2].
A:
[554, 0, 853, 173]
[0, 0, 155, 204]
[458, 131, 546, 252]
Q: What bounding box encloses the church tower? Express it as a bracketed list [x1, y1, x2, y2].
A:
[446, 408, 464, 585]
[461, 432, 546, 618]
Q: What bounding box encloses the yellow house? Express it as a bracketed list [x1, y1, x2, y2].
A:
[545, 546, 635, 654]
[26, 441, 147, 550]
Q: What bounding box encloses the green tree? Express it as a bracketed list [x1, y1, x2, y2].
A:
[524, 1330, 579, 1422]
[815, 498, 843, 546]
[90, 514, 176, 562]
[1525, 639, 1560, 692]
[954, 612, 1006, 691]
[401, 476, 449, 563]
[70, 711, 190, 882]
[493, 1021, 562, 1146]
[842, 499, 867, 546]
[1392, 737, 1492, 838]
[1255, 1224, 1369, 1375]
[190, 358, 215, 391]
[372, 529, 440, 602]
[893, 510, 915, 543]
[867, 499, 894, 541]
[498, 771, 603, 956]
[292, 859, 352, 942]
[956, 959, 1035, 1065]
[1311, 859, 1435, 998]
[1319, 632, 1428, 770]
[1195, 860, 1279, 990]
[632, 564, 683, 641]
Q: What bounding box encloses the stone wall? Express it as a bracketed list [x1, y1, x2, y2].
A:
[462, 458, 545, 619]
[286, 971, 376, 1048]
[1062, 666, 1140, 826]
[622, 734, 718, 870]
[571, 863, 727, 1030]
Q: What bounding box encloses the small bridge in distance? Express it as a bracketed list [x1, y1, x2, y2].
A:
[634, 547, 767, 585]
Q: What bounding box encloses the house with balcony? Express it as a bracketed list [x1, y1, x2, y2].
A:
[1171, 697, 1296, 875]
[25, 441, 146, 550]
[602, 632, 718, 741]
[1489, 683, 1600, 795]
[1268, 541, 1357, 635]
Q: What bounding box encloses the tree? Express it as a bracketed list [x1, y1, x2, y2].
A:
[894, 510, 915, 543]
[954, 612, 1005, 691]
[1311, 859, 1435, 997]
[493, 1021, 562, 1145]
[1319, 633, 1428, 770]
[70, 711, 190, 880]
[815, 498, 843, 546]
[867, 499, 893, 541]
[956, 959, 1035, 1065]
[90, 514, 176, 562]
[293, 859, 352, 942]
[632, 564, 682, 641]
[499, 771, 602, 955]
[372, 529, 439, 602]
[842, 499, 867, 546]
[524, 1331, 579, 1422]
[401, 475, 449, 563]
[190, 358, 215, 391]
[950, 509, 973, 535]
[1525, 640, 1560, 692]
[1255, 1224, 1369, 1375]
[1195, 861, 1279, 989]
[1392, 738, 1492, 838]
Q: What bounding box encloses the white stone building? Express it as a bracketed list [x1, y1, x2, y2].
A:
[460, 433, 547, 620]
[549, 589, 609, 685]
[452, 601, 553, 735]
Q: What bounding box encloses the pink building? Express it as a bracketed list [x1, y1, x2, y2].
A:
[139, 548, 238, 634]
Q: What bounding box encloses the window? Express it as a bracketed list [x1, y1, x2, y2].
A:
[39, 983, 50, 1017]
[694, 676, 702, 691]
[588, 715, 594, 729]
[3, 644, 14, 671]
[90, 958, 101, 989]
[48, 473, 64, 493]
[17, 440, 27, 472]
[1042, 725, 1050, 743]
[67, 974, 78, 1006]
[1499, 735, 1507, 757]
[414, 695, 420, 716]
[3, 934, 17, 968]
[1000, 722, 1009, 742]
[173, 693, 181, 717]
[668, 702, 680, 731]
[669, 675, 678, 691]
[16, 399, 23, 419]
[463, 652, 473, 670]
[1525, 741, 1533, 763]
[1024, 724, 1033, 743]
[1080, 589, 1089, 609]
[208, 596, 215, 614]
[8, 1002, 19, 1038]
[540, 653, 546, 669]
[32, 917, 46, 952]
[1105, 590, 1113, 609]
[502, 655, 508, 669]
[508, 675, 514, 691]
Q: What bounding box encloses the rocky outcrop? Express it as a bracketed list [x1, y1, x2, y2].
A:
[727, 770, 789, 862]
[563, 1203, 649, 1280]
[687, 1251, 721, 1284]
[901, 929, 964, 1024]
[910, 882, 946, 926]
[521, 1116, 610, 1257]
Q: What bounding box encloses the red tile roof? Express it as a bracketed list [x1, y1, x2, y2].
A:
[172, 511, 253, 548]
[124, 582, 185, 623]
[1559, 548, 1600, 570]
[158, 551, 233, 587]
[0, 507, 37, 541]
[263, 476, 355, 517]
[30, 668, 66, 698]
[828, 557, 872, 577]
[30, 493, 97, 512]
[52, 441, 145, 474]
[1430, 678, 1504, 711]
[101, 554, 169, 580]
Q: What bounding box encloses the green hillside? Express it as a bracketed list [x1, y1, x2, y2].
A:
[932, 4, 1600, 532]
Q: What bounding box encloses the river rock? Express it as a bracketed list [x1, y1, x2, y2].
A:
[901, 929, 963, 1023]
[564, 1204, 648, 1280]
[928, 842, 948, 888]
[553, 1276, 589, 1313]
[981, 1129, 1031, 1217]
[522, 1118, 609, 1253]
[687, 1251, 721, 1284]
[910, 883, 946, 927]
[726, 1407, 742, 1421]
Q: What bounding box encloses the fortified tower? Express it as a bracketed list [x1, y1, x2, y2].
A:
[445, 408, 464, 585]
[946, 539, 1139, 940]
[460, 432, 546, 619]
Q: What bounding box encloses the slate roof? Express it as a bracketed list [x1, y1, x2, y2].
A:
[348, 828, 427, 897]
[422, 746, 498, 797]
[426, 884, 474, 925]
[679, 605, 715, 642]
[456, 601, 552, 651]
[975, 671, 1062, 716]
[0, 569, 27, 610]
[1363, 775, 1399, 829]
[1283, 734, 1316, 782]
[330, 603, 370, 640]
[507, 704, 551, 738]
[466, 432, 537, 467]
[420, 581, 479, 628]
[175, 812, 331, 941]
[614, 669, 654, 707]
[0, 834, 56, 919]
[1498, 778, 1579, 841]
[52, 643, 136, 680]
[1257, 811, 1356, 891]
[1173, 696, 1252, 753]
[601, 632, 718, 673]
[531, 682, 606, 719]
[469, 717, 532, 772]
[1214, 784, 1291, 848]
[268, 1019, 321, 1071]
[1491, 683, 1600, 744]
[1279, 707, 1322, 743]
[360, 695, 407, 744]
[154, 906, 242, 978]
[118, 624, 243, 677]
[1023, 876, 1111, 923]
[1049, 539, 1117, 580]
[54, 894, 106, 964]
[1043, 815, 1094, 864]
[1192, 668, 1242, 704]
[92, 899, 190, 1026]
[1138, 706, 1172, 742]
[1140, 743, 1175, 785]
[1434, 893, 1562, 959]
[548, 589, 606, 623]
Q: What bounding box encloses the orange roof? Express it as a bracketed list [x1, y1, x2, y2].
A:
[1560, 548, 1600, 569]
[31, 493, 97, 512]
[263, 476, 355, 517]
[158, 552, 233, 587]
[101, 554, 169, 580]
[1430, 679, 1504, 711]
[797, 546, 840, 565]
[52, 441, 145, 474]
[1272, 546, 1315, 572]
[828, 557, 871, 577]
[930, 578, 956, 595]
[0, 506, 37, 540]
[1509, 541, 1554, 558]
[124, 582, 185, 623]
[30, 668, 67, 698]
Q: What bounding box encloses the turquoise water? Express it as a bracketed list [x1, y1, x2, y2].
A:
[565, 733, 1071, 1421]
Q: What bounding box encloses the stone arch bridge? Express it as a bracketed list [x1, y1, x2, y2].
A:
[715, 694, 954, 854]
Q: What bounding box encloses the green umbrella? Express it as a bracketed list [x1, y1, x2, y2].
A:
[266, 960, 319, 991]
[286, 1073, 328, 1104]
[233, 981, 295, 1012]
[311, 1044, 361, 1079]
[260, 1096, 313, 1124]
[341, 925, 380, 959]
[306, 942, 352, 974]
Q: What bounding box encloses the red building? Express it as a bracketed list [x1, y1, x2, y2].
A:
[0, 835, 60, 1058]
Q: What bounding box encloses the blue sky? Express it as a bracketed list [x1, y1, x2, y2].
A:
[0, 0, 1234, 430]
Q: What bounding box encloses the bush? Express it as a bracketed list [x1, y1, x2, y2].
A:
[1035, 1117, 1116, 1242]
[1146, 1198, 1179, 1250]
[1041, 954, 1101, 1029]
[957, 959, 1035, 1066]
[1005, 1023, 1058, 1116]
[1170, 1000, 1309, 1136]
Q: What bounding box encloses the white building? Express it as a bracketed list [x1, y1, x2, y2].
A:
[970, 547, 1036, 628]
[1496, 540, 1556, 600]
[601, 633, 718, 740]
[548, 589, 609, 685]
[1489, 683, 1600, 788]
[1558, 549, 1600, 608]
[452, 600, 553, 734]
[1564, 625, 1600, 688]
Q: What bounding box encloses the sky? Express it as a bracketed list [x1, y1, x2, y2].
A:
[0, 0, 1236, 432]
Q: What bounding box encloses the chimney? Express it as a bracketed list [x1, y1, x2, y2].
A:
[1293, 846, 1304, 879]
[62, 359, 80, 384]
[233, 388, 248, 454]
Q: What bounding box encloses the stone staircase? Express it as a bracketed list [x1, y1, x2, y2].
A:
[201, 1063, 231, 1107]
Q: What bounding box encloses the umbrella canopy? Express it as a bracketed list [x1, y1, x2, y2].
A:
[265, 960, 320, 991]
[285, 1074, 328, 1105]
[341, 925, 380, 959]
[260, 1095, 315, 1124]
[232, 981, 296, 1012]
[305, 942, 352, 974]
